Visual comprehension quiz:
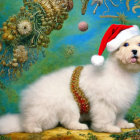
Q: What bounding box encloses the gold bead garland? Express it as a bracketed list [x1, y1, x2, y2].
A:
[70, 66, 90, 114]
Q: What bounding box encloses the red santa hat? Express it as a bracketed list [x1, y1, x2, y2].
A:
[91, 24, 140, 66]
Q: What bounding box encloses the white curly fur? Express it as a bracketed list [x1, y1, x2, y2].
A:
[0, 36, 140, 134]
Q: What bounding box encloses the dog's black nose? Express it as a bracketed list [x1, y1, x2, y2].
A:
[132, 50, 137, 55]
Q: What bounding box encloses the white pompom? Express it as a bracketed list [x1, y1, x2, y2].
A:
[91, 55, 104, 66]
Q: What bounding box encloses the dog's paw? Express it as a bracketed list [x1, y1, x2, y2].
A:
[66, 123, 88, 130]
[24, 127, 42, 133]
[126, 123, 135, 128]
[106, 125, 121, 133]
[92, 124, 121, 133]
[117, 120, 135, 129]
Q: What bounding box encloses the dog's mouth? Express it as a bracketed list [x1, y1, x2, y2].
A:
[130, 56, 138, 64]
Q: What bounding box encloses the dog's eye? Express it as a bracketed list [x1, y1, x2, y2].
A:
[123, 43, 129, 47]
[138, 43, 140, 46]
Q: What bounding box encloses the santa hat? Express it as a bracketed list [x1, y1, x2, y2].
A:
[91, 24, 140, 66]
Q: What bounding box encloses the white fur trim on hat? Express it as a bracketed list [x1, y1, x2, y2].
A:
[107, 25, 140, 52]
[91, 55, 104, 66]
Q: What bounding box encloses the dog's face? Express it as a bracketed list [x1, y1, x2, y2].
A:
[114, 35, 140, 72]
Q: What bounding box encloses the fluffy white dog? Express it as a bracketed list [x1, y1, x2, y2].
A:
[0, 27, 140, 134]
